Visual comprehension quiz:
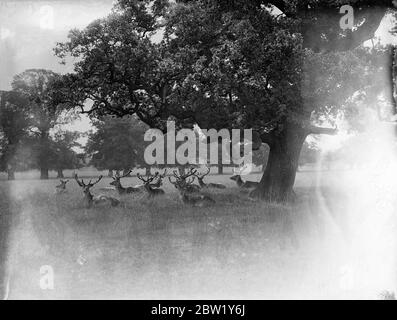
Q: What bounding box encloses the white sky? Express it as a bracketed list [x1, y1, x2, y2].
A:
[0, 0, 114, 135]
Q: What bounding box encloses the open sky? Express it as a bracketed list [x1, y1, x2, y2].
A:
[0, 0, 114, 133]
[0, 0, 114, 90]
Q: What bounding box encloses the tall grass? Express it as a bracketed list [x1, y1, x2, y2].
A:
[0, 172, 371, 299]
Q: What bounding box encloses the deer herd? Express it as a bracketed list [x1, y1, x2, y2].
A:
[55, 166, 260, 209]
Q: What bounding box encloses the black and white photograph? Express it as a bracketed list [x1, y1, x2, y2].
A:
[0, 0, 397, 302]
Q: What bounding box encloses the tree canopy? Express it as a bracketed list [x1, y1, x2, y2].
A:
[11, 69, 75, 179]
[86, 116, 149, 172]
[54, 0, 396, 200]
[0, 91, 30, 179]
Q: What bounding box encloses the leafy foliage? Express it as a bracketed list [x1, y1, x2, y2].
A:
[86, 116, 149, 171]
[10, 69, 75, 178]
[49, 131, 82, 172]
[0, 91, 30, 176]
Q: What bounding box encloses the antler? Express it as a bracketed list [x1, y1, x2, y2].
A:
[174, 167, 197, 180]
[151, 169, 166, 185]
[185, 167, 197, 179]
[137, 172, 159, 184]
[137, 173, 147, 183]
[159, 169, 167, 178]
[74, 173, 86, 187]
[185, 176, 196, 185]
[88, 175, 103, 187]
[113, 169, 132, 180]
[75, 174, 102, 188]
[121, 169, 133, 179]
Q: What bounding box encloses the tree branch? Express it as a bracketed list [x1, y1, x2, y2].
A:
[306, 125, 338, 136]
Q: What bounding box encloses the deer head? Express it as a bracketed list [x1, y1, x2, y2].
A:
[110, 169, 132, 186]
[75, 174, 103, 194]
[137, 171, 159, 187]
[168, 167, 197, 190]
[152, 169, 167, 186]
[57, 179, 69, 187]
[230, 166, 243, 181]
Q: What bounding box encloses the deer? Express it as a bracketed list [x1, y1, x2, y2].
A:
[169, 173, 215, 207]
[230, 167, 259, 189]
[149, 169, 167, 189]
[74, 174, 120, 208]
[55, 179, 69, 194]
[169, 167, 201, 193]
[137, 172, 165, 198]
[110, 170, 142, 194]
[195, 166, 226, 189]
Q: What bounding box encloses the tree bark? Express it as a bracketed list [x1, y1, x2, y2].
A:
[250, 123, 307, 202]
[217, 164, 224, 175]
[40, 168, 49, 180]
[108, 169, 113, 177]
[145, 167, 151, 176]
[7, 167, 15, 180]
[57, 169, 64, 179]
[39, 131, 50, 180]
[251, 123, 337, 202]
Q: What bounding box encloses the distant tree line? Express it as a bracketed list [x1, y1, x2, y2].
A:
[0, 69, 82, 180]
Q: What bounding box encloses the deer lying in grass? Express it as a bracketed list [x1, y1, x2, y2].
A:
[169, 167, 201, 193]
[110, 170, 142, 194]
[55, 179, 69, 194]
[149, 169, 167, 188]
[195, 166, 226, 189]
[169, 173, 215, 207]
[137, 172, 165, 198]
[74, 174, 120, 209]
[230, 174, 259, 189]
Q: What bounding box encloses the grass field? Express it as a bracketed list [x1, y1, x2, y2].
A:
[0, 169, 394, 299]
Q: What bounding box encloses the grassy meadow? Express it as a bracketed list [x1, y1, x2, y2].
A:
[0, 168, 391, 299]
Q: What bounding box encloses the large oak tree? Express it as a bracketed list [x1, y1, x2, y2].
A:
[54, 0, 396, 201]
[11, 69, 70, 179]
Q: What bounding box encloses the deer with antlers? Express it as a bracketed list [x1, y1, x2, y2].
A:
[55, 179, 69, 194]
[149, 169, 167, 189]
[195, 166, 226, 189]
[169, 167, 201, 193]
[74, 174, 120, 208]
[169, 171, 215, 207]
[137, 172, 165, 198]
[110, 170, 143, 194]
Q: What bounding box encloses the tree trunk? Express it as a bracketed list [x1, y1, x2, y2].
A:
[39, 131, 50, 180]
[250, 123, 307, 202]
[145, 167, 151, 176]
[108, 169, 113, 177]
[40, 168, 49, 180]
[217, 164, 224, 175]
[7, 167, 15, 180]
[57, 169, 64, 178]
